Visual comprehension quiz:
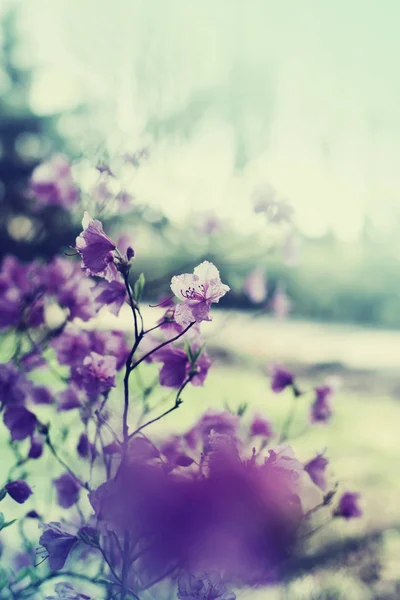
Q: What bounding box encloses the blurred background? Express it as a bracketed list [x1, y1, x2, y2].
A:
[1, 0, 400, 598]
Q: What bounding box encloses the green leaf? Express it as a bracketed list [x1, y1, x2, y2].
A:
[0, 513, 4, 529]
[133, 273, 145, 303]
[1, 518, 17, 531]
[0, 488, 7, 502]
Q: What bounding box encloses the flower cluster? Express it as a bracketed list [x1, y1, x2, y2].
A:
[0, 181, 362, 600]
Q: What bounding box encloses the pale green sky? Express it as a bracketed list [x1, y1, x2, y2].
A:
[10, 0, 400, 238]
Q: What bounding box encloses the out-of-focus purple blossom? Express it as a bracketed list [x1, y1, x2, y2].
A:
[304, 454, 329, 491]
[45, 582, 90, 600]
[77, 433, 96, 459]
[270, 364, 294, 393]
[4, 406, 37, 441]
[75, 212, 119, 281]
[19, 349, 46, 372]
[94, 280, 127, 316]
[88, 330, 129, 370]
[250, 415, 274, 438]
[30, 155, 78, 208]
[26, 510, 41, 519]
[52, 327, 91, 367]
[194, 211, 223, 236]
[77, 352, 117, 396]
[177, 572, 236, 600]
[53, 473, 81, 509]
[244, 267, 267, 304]
[31, 386, 53, 405]
[58, 385, 82, 411]
[336, 492, 362, 519]
[90, 432, 305, 585]
[171, 261, 230, 326]
[311, 386, 334, 423]
[13, 551, 34, 572]
[154, 346, 212, 389]
[39, 523, 78, 570]
[184, 410, 240, 451]
[0, 363, 31, 406]
[269, 283, 291, 319]
[28, 437, 44, 459]
[5, 480, 33, 504]
[57, 277, 96, 322]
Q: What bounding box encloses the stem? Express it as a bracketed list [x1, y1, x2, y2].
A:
[46, 434, 88, 489]
[128, 376, 193, 439]
[130, 323, 194, 372]
[279, 390, 299, 443]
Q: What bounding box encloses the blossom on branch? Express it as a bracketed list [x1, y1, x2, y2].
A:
[171, 261, 230, 326]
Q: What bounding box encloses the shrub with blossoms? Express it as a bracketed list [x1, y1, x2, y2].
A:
[0, 157, 362, 600]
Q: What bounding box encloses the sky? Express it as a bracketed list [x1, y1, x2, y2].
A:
[5, 0, 400, 239]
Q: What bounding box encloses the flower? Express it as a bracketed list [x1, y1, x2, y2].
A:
[244, 267, 267, 304]
[155, 347, 212, 389]
[39, 523, 78, 570]
[75, 212, 119, 281]
[90, 432, 306, 585]
[45, 582, 90, 599]
[94, 280, 127, 316]
[171, 261, 230, 326]
[52, 327, 91, 367]
[336, 492, 362, 519]
[31, 386, 53, 405]
[30, 154, 78, 208]
[0, 363, 31, 406]
[311, 386, 334, 423]
[5, 480, 33, 504]
[76, 352, 117, 396]
[194, 212, 223, 236]
[304, 454, 329, 491]
[28, 437, 43, 459]
[3, 406, 37, 441]
[184, 410, 240, 451]
[250, 415, 273, 438]
[53, 473, 81, 509]
[269, 283, 291, 319]
[270, 364, 294, 393]
[177, 572, 236, 600]
[58, 385, 82, 411]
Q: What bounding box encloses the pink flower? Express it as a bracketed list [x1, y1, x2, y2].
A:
[250, 415, 273, 438]
[171, 261, 230, 326]
[244, 267, 267, 304]
[75, 213, 119, 282]
[30, 155, 78, 208]
[269, 283, 291, 319]
[311, 386, 334, 423]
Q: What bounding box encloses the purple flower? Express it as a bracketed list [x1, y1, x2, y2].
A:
[177, 572, 236, 600]
[39, 523, 78, 570]
[184, 410, 240, 451]
[336, 492, 362, 519]
[304, 454, 329, 491]
[28, 437, 43, 459]
[269, 283, 291, 320]
[31, 386, 53, 405]
[30, 154, 78, 208]
[250, 415, 273, 438]
[75, 212, 119, 281]
[171, 261, 230, 326]
[270, 364, 294, 393]
[155, 347, 212, 389]
[5, 480, 33, 504]
[244, 267, 267, 304]
[4, 406, 37, 441]
[53, 473, 81, 509]
[52, 327, 91, 367]
[58, 385, 82, 411]
[77, 352, 117, 396]
[94, 281, 127, 316]
[77, 433, 94, 459]
[88, 330, 129, 370]
[45, 582, 90, 599]
[311, 386, 334, 423]
[0, 363, 31, 406]
[57, 277, 96, 322]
